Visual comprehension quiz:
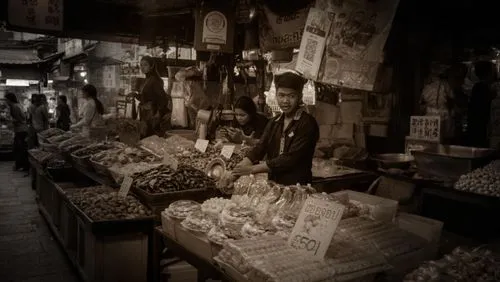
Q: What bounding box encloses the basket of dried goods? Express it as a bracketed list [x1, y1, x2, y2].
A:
[71, 142, 125, 171]
[130, 164, 218, 216]
[65, 186, 154, 233]
[38, 128, 65, 143]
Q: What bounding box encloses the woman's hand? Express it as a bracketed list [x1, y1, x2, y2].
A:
[227, 128, 243, 143]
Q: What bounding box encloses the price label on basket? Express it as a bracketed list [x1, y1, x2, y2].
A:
[288, 197, 344, 258]
[195, 139, 209, 153]
[220, 145, 235, 159]
[163, 153, 178, 171]
[118, 176, 134, 197]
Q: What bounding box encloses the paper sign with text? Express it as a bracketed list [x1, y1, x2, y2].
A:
[288, 197, 344, 258]
[118, 176, 133, 197]
[8, 0, 63, 31]
[410, 116, 441, 142]
[221, 145, 235, 159]
[163, 153, 179, 171]
[295, 8, 332, 80]
[195, 139, 209, 153]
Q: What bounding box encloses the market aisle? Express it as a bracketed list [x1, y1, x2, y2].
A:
[0, 161, 79, 282]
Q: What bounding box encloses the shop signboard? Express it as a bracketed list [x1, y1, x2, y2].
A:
[295, 8, 332, 80]
[409, 116, 441, 142]
[288, 197, 344, 258]
[102, 65, 117, 89]
[258, 5, 309, 51]
[194, 7, 235, 53]
[8, 0, 63, 32]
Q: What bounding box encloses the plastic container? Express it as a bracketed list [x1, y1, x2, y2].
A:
[413, 145, 494, 181]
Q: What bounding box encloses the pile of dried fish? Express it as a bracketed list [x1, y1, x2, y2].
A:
[91, 146, 159, 167]
[131, 164, 216, 194]
[72, 142, 125, 158]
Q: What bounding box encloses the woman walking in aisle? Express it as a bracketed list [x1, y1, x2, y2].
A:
[5, 93, 29, 172]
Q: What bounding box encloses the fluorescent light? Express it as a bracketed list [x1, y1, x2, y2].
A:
[48, 80, 53, 84]
[6, 79, 30, 87]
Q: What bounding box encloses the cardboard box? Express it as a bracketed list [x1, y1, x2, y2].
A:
[161, 212, 177, 240]
[174, 222, 215, 263]
[332, 190, 398, 222]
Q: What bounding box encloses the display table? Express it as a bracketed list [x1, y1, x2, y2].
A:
[153, 227, 232, 282]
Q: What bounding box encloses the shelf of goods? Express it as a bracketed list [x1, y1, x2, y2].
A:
[156, 175, 443, 282]
[420, 159, 500, 240]
[36, 176, 155, 282]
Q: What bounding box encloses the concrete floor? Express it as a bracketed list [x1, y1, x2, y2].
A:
[0, 161, 79, 282]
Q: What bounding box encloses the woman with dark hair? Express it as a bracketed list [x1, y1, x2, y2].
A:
[5, 93, 29, 171]
[221, 96, 268, 144]
[70, 84, 104, 137]
[134, 55, 170, 137]
[56, 95, 71, 131]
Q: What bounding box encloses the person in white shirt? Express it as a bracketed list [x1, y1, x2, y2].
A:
[70, 84, 104, 137]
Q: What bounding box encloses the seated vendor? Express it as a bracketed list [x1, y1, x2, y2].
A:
[233, 71, 319, 185]
[218, 96, 268, 145]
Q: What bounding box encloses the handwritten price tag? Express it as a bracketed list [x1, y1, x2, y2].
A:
[118, 176, 133, 197]
[163, 153, 178, 171]
[195, 139, 209, 153]
[220, 145, 235, 159]
[288, 197, 344, 258]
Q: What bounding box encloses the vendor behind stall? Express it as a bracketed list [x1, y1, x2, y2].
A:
[233, 71, 319, 185]
[218, 96, 268, 144]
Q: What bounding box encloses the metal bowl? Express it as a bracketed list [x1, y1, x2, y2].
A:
[205, 158, 227, 181]
[372, 153, 414, 170]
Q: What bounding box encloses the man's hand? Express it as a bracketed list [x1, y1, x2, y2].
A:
[232, 165, 254, 176]
[234, 157, 252, 170]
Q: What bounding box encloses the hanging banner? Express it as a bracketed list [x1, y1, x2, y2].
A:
[258, 5, 309, 51]
[316, 0, 399, 90]
[295, 8, 332, 80]
[8, 0, 63, 32]
[102, 65, 117, 89]
[316, 0, 399, 62]
[194, 7, 235, 53]
[319, 58, 381, 90]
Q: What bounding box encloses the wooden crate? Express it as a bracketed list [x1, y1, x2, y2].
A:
[75, 215, 150, 282]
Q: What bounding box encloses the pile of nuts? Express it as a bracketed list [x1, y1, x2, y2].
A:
[67, 186, 151, 221]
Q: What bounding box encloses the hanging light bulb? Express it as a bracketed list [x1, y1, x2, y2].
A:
[80, 71, 87, 77]
[84, 79, 88, 84]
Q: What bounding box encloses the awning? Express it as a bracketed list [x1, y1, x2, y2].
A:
[0, 49, 42, 65]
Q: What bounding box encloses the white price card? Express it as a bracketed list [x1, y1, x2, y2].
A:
[220, 145, 235, 159]
[288, 197, 344, 258]
[163, 153, 178, 171]
[118, 176, 133, 197]
[195, 139, 209, 153]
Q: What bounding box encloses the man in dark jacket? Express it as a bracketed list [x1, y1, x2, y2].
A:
[233, 71, 319, 185]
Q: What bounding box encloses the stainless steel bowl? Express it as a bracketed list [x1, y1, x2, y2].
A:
[205, 158, 227, 181]
[372, 153, 414, 170]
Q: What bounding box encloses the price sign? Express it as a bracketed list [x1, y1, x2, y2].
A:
[288, 197, 344, 258]
[220, 145, 235, 159]
[118, 176, 133, 197]
[8, 0, 64, 32]
[163, 153, 178, 171]
[195, 139, 209, 153]
[410, 116, 440, 142]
